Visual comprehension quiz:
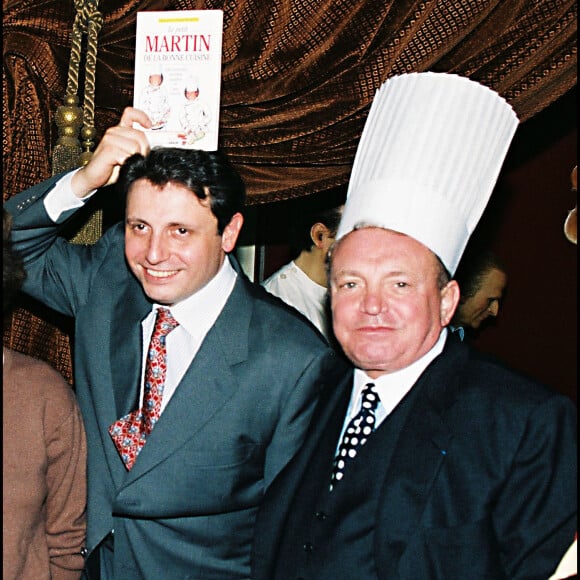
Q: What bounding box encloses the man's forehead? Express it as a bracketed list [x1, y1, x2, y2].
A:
[330, 226, 442, 276]
[335, 226, 431, 256]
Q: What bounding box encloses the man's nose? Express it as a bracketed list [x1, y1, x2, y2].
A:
[362, 288, 385, 315]
[488, 300, 500, 317]
[146, 233, 168, 263]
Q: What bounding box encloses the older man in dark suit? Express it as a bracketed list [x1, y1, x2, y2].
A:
[252, 73, 577, 579]
[5, 107, 345, 579]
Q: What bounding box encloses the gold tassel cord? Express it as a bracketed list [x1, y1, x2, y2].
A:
[78, 2, 103, 167]
[52, 0, 85, 176]
[52, 0, 103, 245]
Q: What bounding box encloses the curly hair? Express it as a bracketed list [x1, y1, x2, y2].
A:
[118, 148, 246, 235]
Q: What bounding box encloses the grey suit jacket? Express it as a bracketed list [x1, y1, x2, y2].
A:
[6, 176, 348, 579]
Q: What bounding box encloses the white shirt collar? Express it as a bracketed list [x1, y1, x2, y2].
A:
[150, 256, 237, 338]
[139, 257, 238, 412]
[351, 328, 448, 419]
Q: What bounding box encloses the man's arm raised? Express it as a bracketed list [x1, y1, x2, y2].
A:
[71, 107, 152, 198]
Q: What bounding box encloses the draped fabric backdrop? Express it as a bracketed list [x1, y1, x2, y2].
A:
[3, 0, 577, 383]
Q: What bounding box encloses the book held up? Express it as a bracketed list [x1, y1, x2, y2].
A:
[133, 10, 224, 151]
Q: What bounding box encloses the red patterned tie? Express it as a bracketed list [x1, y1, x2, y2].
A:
[109, 307, 179, 470]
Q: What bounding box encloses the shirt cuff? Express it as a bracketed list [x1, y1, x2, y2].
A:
[44, 169, 97, 222]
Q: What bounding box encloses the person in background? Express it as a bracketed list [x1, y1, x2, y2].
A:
[262, 204, 343, 342]
[450, 247, 508, 340]
[5, 107, 343, 579]
[563, 165, 576, 245]
[3, 207, 87, 579]
[547, 163, 578, 580]
[252, 73, 577, 580]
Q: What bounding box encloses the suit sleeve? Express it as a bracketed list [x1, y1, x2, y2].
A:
[493, 394, 577, 579]
[263, 349, 339, 488]
[5, 176, 116, 317]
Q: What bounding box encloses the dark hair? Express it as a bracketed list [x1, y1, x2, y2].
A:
[118, 148, 246, 234]
[435, 255, 452, 290]
[454, 248, 505, 303]
[289, 206, 343, 256]
[3, 208, 26, 315]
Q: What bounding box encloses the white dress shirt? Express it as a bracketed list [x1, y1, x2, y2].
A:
[44, 170, 87, 221]
[337, 329, 448, 449]
[140, 260, 237, 413]
[262, 260, 331, 341]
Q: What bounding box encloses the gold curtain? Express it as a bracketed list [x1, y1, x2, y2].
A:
[3, 0, 577, 382]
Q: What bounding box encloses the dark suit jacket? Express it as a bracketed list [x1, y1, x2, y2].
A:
[252, 336, 577, 580]
[6, 176, 348, 579]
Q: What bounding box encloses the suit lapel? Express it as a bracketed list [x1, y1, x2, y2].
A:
[110, 280, 151, 417]
[122, 275, 252, 484]
[253, 368, 354, 577]
[102, 280, 151, 486]
[375, 338, 466, 570]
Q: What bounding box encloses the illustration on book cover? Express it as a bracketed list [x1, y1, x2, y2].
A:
[133, 10, 223, 151]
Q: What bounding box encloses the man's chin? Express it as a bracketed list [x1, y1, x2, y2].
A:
[143, 287, 177, 306]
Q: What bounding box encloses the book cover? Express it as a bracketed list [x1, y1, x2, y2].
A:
[133, 10, 224, 151]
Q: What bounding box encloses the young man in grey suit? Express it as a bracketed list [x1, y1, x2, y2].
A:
[252, 74, 577, 579]
[5, 107, 346, 578]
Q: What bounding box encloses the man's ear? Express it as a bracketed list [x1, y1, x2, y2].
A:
[221, 213, 244, 252]
[310, 223, 330, 249]
[440, 280, 460, 327]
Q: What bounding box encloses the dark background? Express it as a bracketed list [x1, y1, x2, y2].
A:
[252, 85, 578, 403]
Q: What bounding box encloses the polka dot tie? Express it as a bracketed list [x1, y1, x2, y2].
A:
[109, 308, 179, 470]
[330, 382, 379, 490]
